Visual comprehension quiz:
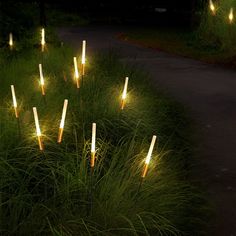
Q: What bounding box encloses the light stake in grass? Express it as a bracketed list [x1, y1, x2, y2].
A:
[141, 135, 157, 178]
[121, 77, 129, 110]
[58, 99, 68, 143]
[229, 8, 234, 24]
[91, 123, 96, 168]
[209, 0, 215, 15]
[39, 64, 45, 96]
[41, 28, 45, 52]
[33, 107, 44, 151]
[88, 122, 96, 216]
[10, 85, 18, 118]
[9, 33, 13, 50]
[73, 57, 80, 88]
[81, 40, 86, 76]
[11, 84, 21, 137]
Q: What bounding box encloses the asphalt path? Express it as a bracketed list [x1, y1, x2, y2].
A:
[57, 26, 236, 235]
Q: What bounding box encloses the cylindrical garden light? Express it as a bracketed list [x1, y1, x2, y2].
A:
[33, 107, 44, 151]
[10, 85, 18, 118]
[73, 57, 80, 88]
[39, 64, 45, 96]
[91, 123, 96, 168]
[141, 135, 157, 178]
[9, 33, 13, 50]
[229, 8, 234, 24]
[41, 28, 45, 52]
[81, 40, 86, 76]
[121, 77, 129, 110]
[209, 0, 216, 15]
[58, 99, 68, 143]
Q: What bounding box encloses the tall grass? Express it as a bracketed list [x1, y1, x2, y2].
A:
[0, 44, 207, 235]
[198, 0, 236, 52]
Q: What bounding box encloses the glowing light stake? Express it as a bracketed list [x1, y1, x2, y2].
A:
[209, 0, 215, 15]
[9, 33, 13, 49]
[10, 85, 18, 118]
[81, 40, 86, 76]
[121, 77, 129, 110]
[58, 99, 68, 143]
[39, 64, 45, 96]
[91, 123, 96, 168]
[229, 8, 234, 24]
[141, 135, 157, 178]
[41, 28, 45, 52]
[33, 107, 44, 151]
[73, 57, 80, 88]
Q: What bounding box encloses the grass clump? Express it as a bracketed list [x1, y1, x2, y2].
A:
[0, 43, 207, 235]
[121, 0, 236, 65]
[197, 0, 236, 52]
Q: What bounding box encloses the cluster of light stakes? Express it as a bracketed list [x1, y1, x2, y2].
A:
[8, 28, 46, 51]
[8, 29, 156, 179]
[209, 0, 234, 23]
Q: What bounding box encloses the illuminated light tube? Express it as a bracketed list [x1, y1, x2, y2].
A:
[10, 85, 18, 118]
[81, 40, 86, 76]
[9, 33, 13, 49]
[209, 0, 215, 15]
[229, 8, 234, 24]
[58, 99, 68, 143]
[73, 57, 80, 88]
[91, 123, 96, 168]
[39, 64, 45, 95]
[33, 107, 44, 150]
[141, 135, 157, 178]
[41, 28, 45, 52]
[121, 77, 129, 110]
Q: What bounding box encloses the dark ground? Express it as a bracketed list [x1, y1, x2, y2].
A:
[57, 26, 236, 236]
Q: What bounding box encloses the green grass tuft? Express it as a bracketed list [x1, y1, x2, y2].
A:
[0, 44, 208, 235]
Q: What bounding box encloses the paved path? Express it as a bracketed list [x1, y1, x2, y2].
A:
[58, 26, 236, 235]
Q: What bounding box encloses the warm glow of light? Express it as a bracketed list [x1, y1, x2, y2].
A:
[33, 107, 41, 136]
[39, 64, 44, 85]
[73, 57, 80, 88]
[58, 99, 68, 143]
[9, 33, 13, 47]
[145, 135, 157, 165]
[121, 77, 129, 109]
[11, 85, 17, 108]
[33, 107, 43, 150]
[73, 57, 79, 78]
[59, 99, 68, 129]
[11, 85, 18, 118]
[91, 123, 96, 167]
[39, 64, 45, 95]
[41, 28, 45, 46]
[82, 40, 86, 64]
[41, 28, 45, 52]
[122, 77, 129, 100]
[141, 135, 157, 178]
[229, 8, 234, 23]
[209, 0, 215, 14]
[91, 123, 96, 153]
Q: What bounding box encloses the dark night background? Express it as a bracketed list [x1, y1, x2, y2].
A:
[0, 0, 207, 31]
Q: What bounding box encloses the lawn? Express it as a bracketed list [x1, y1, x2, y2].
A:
[0, 29, 208, 235]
